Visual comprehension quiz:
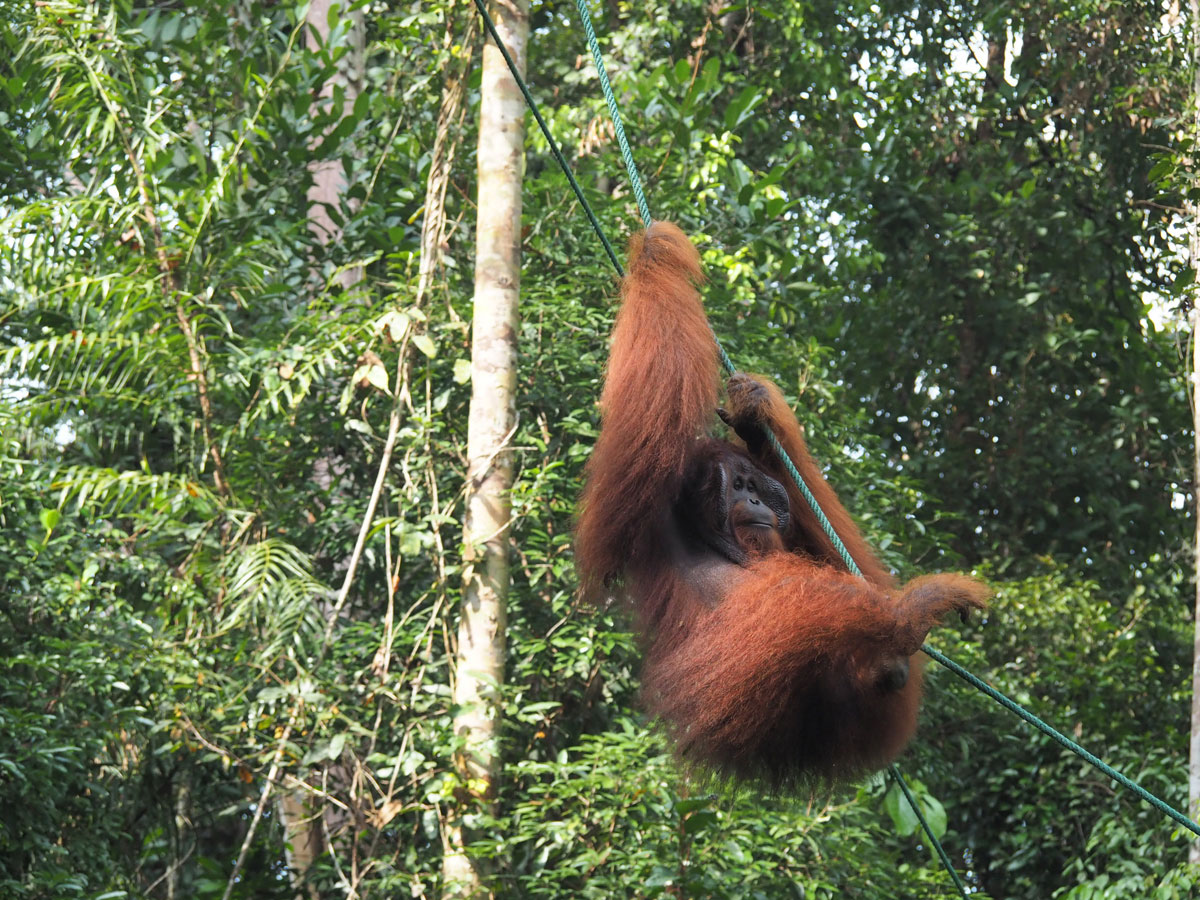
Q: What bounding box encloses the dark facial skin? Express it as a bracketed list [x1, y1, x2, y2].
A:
[727, 460, 787, 556]
[728, 463, 779, 529]
[679, 450, 791, 567]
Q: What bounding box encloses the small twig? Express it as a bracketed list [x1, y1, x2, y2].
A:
[371, 518, 399, 679]
[142, 841, 196, 896]
[322, 397, 404, 656]
[321, 802, 358, 899]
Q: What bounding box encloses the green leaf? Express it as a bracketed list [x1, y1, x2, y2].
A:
[1147, 158, 1174, 183]
[365, 364, 389, 392]
[921, 793, 948, 840]
[724, 85, 763, 131]
[1172, 266, 1196, 296]
[413, 334, 437, 358]
[674, 797, 713, 815]
[328, 733, 347, 761]
[883, 782, 920, 836]
[682, 810, 718, 835]
[377, 309, 411, 342]
[39, 508, 61, 534]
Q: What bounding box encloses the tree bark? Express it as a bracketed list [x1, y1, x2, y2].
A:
[441, 1, 528, 896]
[1191, 300, 1200, 863]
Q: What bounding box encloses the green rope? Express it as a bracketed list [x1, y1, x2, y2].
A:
[472, 0, 623, 274]
[922, 644, 1200, 838]
[469, 0, 1200, 853]
[889, 766, 970, 898]
[569, 0, 653, 227]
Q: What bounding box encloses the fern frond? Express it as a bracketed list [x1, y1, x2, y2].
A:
[51, 466, 218, 519]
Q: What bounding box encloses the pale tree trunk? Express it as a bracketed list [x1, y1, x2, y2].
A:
[165, 780, 190, 900]
[1191, 313, 1200, 863]
[280, 2, 365, 894]
[1191, 296, 1200, 862]
[1189, 0, 1200, 864]
[441, 2, 528, 897]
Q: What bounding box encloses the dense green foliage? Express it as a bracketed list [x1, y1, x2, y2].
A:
[1, 0, 1197, 898]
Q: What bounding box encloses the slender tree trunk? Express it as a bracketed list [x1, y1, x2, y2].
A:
[1188, 0, 1200, 863]
[441, 2, 528, 896]
[279, 790, 324, 897]
[166, 779, 190, 900]
[280, 3, 365, 893]
[1191, 305, 1200, 863]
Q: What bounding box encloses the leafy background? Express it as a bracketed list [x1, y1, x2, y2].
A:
[1, 1, 1197, 898]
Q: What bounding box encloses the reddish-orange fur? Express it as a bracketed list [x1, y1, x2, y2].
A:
[574, 222, 988, 784]
[575, 225, 718, 599]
